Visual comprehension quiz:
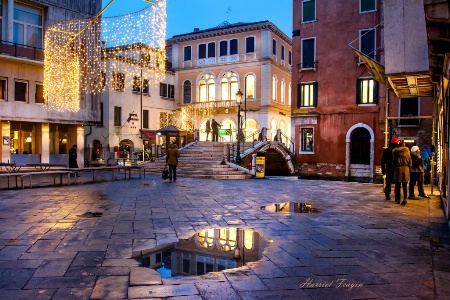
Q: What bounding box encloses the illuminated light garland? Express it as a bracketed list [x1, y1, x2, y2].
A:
[44, 0, 166, 112]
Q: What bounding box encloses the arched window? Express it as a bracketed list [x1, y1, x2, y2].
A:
[245, 74, 255, 98]
[271, 119, 277, 140]
[199, 73, 215, 102]
[272, 75, 277, 101]
[183, 80, 191, 104]
[280, 79, 285, 104]
[197, 229, 215, 248]
[288, 82, 292, 105]
[220, 71, 238, 100]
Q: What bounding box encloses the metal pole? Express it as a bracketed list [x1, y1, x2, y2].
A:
[236, 104, 242, 164]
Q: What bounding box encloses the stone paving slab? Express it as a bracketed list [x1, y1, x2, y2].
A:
[0, 176, 450, 299]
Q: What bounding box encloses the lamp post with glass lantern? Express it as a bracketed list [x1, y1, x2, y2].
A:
[235, 89, 244, 164]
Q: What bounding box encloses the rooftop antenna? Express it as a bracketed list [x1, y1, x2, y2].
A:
[226, 7, 232, 22]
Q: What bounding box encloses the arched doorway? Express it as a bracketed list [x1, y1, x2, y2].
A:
[243, 118, 258, 141]
[220, 119, 235, 142]
[119, 139, 134, 158]
[346, 124, 374, 182]
[92, 139, 102, 161]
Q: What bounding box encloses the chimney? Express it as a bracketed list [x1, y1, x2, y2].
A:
[193, 28, 199, 32]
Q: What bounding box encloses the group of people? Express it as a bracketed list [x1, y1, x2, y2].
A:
[381, 137, 434, 205]
[205, 119, 221, 142]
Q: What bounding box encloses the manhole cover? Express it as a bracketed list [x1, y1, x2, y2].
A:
[76, 212, 103, 218]
[136, 228, 268, 278]
[260, 202, 319, 213]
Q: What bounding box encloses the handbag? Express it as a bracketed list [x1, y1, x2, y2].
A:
[162, 165, 169, 180]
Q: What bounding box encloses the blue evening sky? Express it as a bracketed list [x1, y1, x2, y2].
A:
[102, 0, 293, 38]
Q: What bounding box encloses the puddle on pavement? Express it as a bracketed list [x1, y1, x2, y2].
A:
[260, 202, 319, 213]
[76, 212, 103, 218]
[137, 228, 268, 278]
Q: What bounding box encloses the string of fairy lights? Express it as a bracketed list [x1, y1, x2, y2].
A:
[43, 0, 166, 112]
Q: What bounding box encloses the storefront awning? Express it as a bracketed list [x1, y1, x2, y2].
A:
[142, 131, 155, 138]
[354, 50, 434, 98]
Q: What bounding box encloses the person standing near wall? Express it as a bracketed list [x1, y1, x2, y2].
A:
[69, 144, 80, 177]
[211, 119, 221, 142]
[409, 146, 429, 199]
[205, 119, 211, 141]
[381, 137, 400, 200]
[392, 142, 412, 205]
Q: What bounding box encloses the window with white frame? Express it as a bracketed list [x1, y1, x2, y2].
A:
[199, 42, 215, 59]
[301, 38, 316, 69]
[246, 36, 255, 53]
[0, 77, 7, 101]
[272, 75, 277, 101]
[35, 83, 44, 104]
[272, 39, 277, 56]
[160, 83, 174, 99]
[183, 46, 192, 61]
[398, 97, 420, 126]
[357, 78, 378, 104]
[13, 3, 43, 48]
[360, 0, 376, 13]
[219, 40, 228, 56]
[245, 74, 255, 98]
[230, 39, 238, 55]
[199, 73, 215, 102]
[288, 51, 292, 65]
[183, 80, 192, 104]
[297, 82, 318, 107]
[112, 72, 125, 91]
[15, 80, 28, 102]
[281, 45, 285, 61]
[301, 128, 314, 152]
[360, 28, 375, 60]
[302, 0, 316, 23]
[280, 79, 285, 104]
[220, 71, 238, 100]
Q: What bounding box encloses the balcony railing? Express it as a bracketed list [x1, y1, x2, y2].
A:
[182, 99, 238, 109]
[0, 40, 44, 61]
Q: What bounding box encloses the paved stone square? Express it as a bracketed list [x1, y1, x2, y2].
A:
[0, 176, 449, 299]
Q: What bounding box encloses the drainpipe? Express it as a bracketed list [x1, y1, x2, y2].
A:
[84, 125, 92, 167]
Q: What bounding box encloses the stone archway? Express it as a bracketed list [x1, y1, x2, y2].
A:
[345, 123, 374, 182]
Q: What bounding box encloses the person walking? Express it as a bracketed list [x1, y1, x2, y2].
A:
[381, 137, 400, 200]
[69, 144, 80, 177]
[205, 119, 211, 141]
[409, 146, 429, 199]
[211, 119, 221, 142]
[392, 142, 412, 205]
[165, 141, 180, 182]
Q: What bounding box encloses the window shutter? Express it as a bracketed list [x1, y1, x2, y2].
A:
[313, 82, 318, 107]
[356, 79, 361, 104]
[297, 83, 302, 108]
[373, 80, 379, 104]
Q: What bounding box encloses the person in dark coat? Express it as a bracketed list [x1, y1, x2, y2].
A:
[69, 144, 80, 177]
[165, 141, 180, 182]
[381, 137, 400, 200]
[211, 119, 221, 142]
[392, 142, 412, 205]
[205, 119, 211, 141]
[409, 146, 429, 199]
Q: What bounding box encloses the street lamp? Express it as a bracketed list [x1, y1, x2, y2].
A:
[235, 89, 244, 164]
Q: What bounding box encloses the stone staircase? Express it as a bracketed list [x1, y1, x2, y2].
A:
[141, 142, 253, 179]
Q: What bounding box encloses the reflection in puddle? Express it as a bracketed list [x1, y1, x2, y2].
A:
[260, 202, 319, 213]
[137, 228, 267, 278]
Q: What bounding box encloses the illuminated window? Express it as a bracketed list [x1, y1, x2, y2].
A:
[220, 71, 238, 100]
[297, 82, 317, 107]
[301, 128, 314, 152]
[357, 78, 378, 104]
[0, 78, 7, 101]
[15, 80, 28, 102]
[35, 83, 44, 103]
[13, 3, 43, 48]
[280, 79, 285, 104]
[360, 0, 376, 13]
[302, 0, 316, 23]
[143, 79, 149, 95]
[272, 75, 277, 101]
[197, 229, 215, 248]
[199, 73, 215, 102]
[219, 228, 237, 251]
[112, 72, 125, 91]
[288, 83, 292, 105]
[245, 74, 255, 98]
[132, 76, 141, 93]
[244, 229, 254, 250]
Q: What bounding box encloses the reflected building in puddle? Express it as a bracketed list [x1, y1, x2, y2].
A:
[261, 202, 319, 213]
[137, 228, 267, 277]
